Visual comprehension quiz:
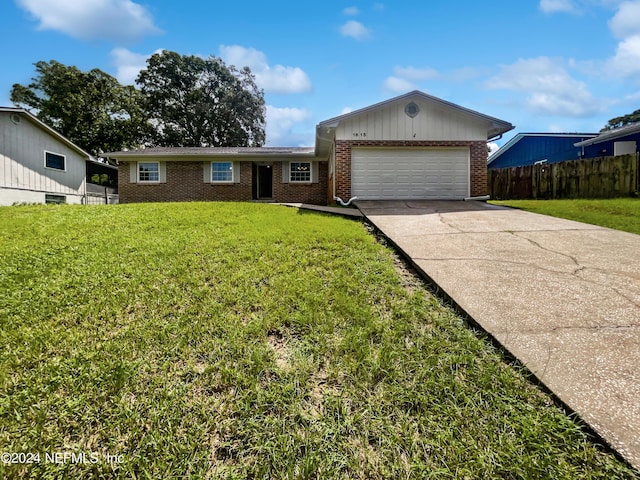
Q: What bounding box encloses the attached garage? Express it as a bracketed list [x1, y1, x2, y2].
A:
[319, 90, 514, 203]
[351, 147, 469, 200]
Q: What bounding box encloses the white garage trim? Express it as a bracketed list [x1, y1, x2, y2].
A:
[351, 147, 470, 200]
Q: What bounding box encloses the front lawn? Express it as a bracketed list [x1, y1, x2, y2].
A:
[490, 198, 640, 235]
[0, 202, 636, 479]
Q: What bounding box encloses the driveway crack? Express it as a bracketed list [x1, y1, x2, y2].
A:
[511, 232, 585, 275]
[413, 257, 640, 311]
[435, 211, 464, 233]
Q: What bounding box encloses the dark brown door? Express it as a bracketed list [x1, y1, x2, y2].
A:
[258, 165, 273, 199]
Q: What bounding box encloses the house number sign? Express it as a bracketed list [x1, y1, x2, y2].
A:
[352, 132, 367, 138]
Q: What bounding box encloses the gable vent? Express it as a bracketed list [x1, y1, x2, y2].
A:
[404, 102, 420, 118]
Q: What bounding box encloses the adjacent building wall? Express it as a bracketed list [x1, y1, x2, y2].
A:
[0, 111, 86, 205]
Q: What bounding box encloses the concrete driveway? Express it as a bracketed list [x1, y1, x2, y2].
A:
[356, 200, 640, 470]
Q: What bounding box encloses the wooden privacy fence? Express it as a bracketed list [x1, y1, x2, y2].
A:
[489, 154, 639, 200]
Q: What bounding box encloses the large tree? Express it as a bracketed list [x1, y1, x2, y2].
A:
[137, 50, 265, 147]
[10, 60, 147, 157]
[601, 108, 640, 131]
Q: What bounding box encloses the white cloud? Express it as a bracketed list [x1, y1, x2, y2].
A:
[539, 0, 580, 13]
[265, 105, 313, 146]
[601, 2, 640, 79]
[393, 66, 439, 82]
[110, 48, 163, 85]
[383, 76, 416, 92]
[608, 1, 640, 38]
[547, 124, 566, 132]
[340, 107, 354, 114]
[383, 65, 440, 92]
[486, 57, 601, 117]
[607, 34, 640, 77]
[343, 6, 360, 15]
[625, 90, 640, 100]
[340, 20, 371, 40]
[219, 45, 312, 94]
[16, 0, 161, 42]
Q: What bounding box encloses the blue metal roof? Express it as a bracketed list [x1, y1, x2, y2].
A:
[488, 133, 598, 169]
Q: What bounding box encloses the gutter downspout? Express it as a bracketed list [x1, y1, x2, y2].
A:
[318, 124, 359, 207]
[334, 195, 358, 206]
[464, 195, 490, 201]
[325, 131, 358, 206]
[331, 162, 358, 206]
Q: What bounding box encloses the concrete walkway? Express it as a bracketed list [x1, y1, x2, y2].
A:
[356, 200, 640, 470]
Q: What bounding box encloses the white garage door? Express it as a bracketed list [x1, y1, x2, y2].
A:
[351, 147, 470, 200]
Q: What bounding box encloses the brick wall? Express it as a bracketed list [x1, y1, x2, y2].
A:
[271, 162, 328, 205]
[334, 140, 488, 200]
[118, 161, 327, 205]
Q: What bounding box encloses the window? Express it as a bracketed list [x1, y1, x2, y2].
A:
[45, 194, 66, 204]
[45, 151, 65, 171]
[290, 162, 311, 182]
[138, 162, 159, 182]
[212, 162, 233, 182]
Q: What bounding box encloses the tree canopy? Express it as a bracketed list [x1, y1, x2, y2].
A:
[136, 50, 266, 147]
[10, 60, 147, 157]
[9, 52, 266, 155]
[601, 108, 640, 131]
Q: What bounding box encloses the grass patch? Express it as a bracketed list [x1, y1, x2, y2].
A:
[491, 198, 640, 235]
[0, 202, 637, 479]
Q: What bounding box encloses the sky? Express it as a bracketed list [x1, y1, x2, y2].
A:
[2, 0, 640, 149]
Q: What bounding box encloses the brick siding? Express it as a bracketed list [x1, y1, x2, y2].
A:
[334, 140, 489, 200]
[119, 161, 327, 205]
[271, 162, 328, 205]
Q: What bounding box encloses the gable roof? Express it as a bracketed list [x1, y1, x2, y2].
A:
[0, 107, 92, 159]
[574, 122, 640, 147]
[106, 91, 515, 160]
[317, 90, 514, 140]
[488, 132, 598, 165]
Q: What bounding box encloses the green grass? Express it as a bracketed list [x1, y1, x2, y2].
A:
[0, 202, 637, 479]
[490, 198, 640, 235]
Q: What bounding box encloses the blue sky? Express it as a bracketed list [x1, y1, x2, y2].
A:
[2, 0, 640, 149]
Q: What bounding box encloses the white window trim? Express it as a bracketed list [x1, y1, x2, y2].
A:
[289, 161, 312, 183]
[44, 150, 66, 172]
[211, 161, 234, 183]
[138, 161, 160, 183]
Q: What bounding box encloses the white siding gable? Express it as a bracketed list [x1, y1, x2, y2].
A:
[0, 111, 87, 201]
[335, 96, 491, 142]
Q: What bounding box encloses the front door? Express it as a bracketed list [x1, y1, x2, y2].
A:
[257, 164, 273, 199]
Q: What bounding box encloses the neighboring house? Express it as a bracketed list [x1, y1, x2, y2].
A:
[0, 107, 90, 205]
[487, 133, 599, 169]
[107, 91, 514, 205]
[574, 122, 640, 157]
